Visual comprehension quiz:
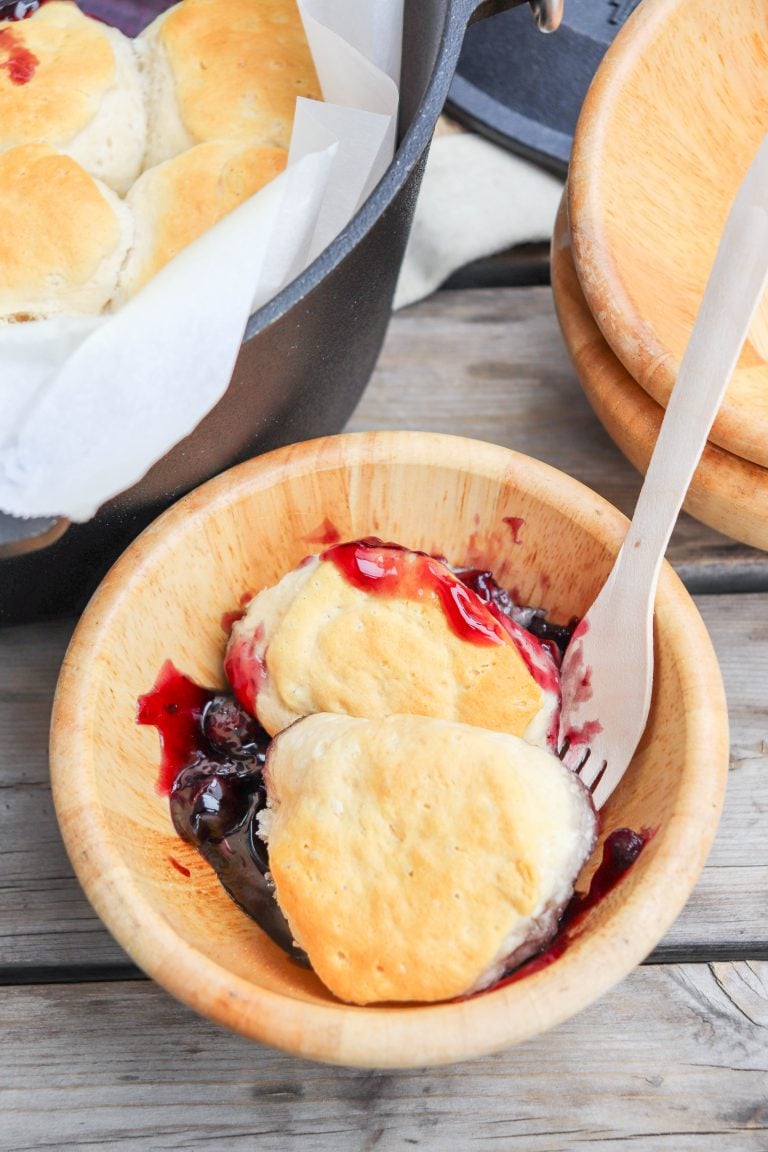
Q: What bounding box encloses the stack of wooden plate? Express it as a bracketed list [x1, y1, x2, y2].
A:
[552, 0, 768, 551]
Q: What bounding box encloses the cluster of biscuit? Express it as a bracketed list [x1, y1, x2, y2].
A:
[225, 544, 598, 1005]
[0, 0, 319, 322]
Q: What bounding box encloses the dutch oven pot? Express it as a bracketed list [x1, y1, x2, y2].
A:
[0, 0, 562, 623]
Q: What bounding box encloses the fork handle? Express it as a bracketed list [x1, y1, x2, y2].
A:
[609, 136, 768, 603]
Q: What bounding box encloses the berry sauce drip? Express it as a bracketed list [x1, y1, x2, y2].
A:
[322, 540, 560, 695]
[224, 623, 267, 712]
[324, 534, 504, 645]
[303, 517, 341, 546]
[137, 662, 306, 963]
[220, 592, 253, 634]
[137, 661, 213, 796]
[503, 516, 525, 546]
[323, 538, 504, 645]
[455, 566, 578, 666]
[0, 25, 38, 83]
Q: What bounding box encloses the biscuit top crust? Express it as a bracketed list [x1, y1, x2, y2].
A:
[263, 712, 594, 1004]
[0, 3, 115, 145]
[0, 143, 120, 301]
[159, 0, 321, 148]
[227, 547, 557, 741]
[122, 140, 287, 296]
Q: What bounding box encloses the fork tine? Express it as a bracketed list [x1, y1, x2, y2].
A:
[578, 750, 606, 790]
[574, 747, 591, 775]
[591, 764, 621, 810]
[588, 759, 609, 795]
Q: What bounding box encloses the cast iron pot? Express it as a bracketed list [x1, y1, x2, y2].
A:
[0, 0, 561, 623]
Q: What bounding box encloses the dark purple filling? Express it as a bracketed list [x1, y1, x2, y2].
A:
[453, 566, 578, 665]
[0, 2, 147, 39]
[0, 1, 45, 19]
[137, 676, 307, 964]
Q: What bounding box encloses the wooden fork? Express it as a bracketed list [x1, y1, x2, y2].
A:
[558, 134, 768, 809]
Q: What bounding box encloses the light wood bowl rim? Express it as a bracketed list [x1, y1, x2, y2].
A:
[50, 431, 729, 1067]
[568, 0, 768, 468]
[553, 190, 768, 552]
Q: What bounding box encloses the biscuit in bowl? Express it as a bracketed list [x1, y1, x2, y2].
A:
[141, 0, 321, 168]
[0, 1, 146, 194]
[0, 143, 132, 322]
[261, 712, 598, 1005]
[115, 138, 288, 302]
[225, 543, 560, 745]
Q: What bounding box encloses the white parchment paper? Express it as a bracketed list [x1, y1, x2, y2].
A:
[0, 0, 403, 521]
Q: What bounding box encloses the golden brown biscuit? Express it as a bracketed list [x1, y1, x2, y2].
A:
[114, 139, 287, 302]
[0, 143, 132, 321]
[226, 544, 560, 746]
[0, 2, 146, 194]
[141, 0, 321, 168]
[260, 713, 597, 1004]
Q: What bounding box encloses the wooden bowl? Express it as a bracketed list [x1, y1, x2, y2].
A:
[553, 192, 768, 553]
[568, 0, 768, 469]
[49, 431, 728, 1067]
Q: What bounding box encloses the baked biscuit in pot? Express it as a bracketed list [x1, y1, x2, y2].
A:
[0, 1, 146, 194]
[114, 138, 287, 303]
[0, 144, 132, 322]
[141, 0, 321, 169]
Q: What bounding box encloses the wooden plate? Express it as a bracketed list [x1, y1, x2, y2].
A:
[49, 431, 728, 1066]
[568, 0, 768, 469]
[553, 193, 768, 553]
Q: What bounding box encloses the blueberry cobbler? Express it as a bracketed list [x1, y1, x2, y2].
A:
[139, 538, 650, 1004]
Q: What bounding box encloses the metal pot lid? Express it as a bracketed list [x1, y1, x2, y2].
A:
[447, 0, 642, 175]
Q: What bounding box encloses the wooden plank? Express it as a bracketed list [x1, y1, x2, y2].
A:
[0, 593, 766, 974]
[0, 620, 129, 973]
[0, 964, 766, 1150]
[351, 288, 768, 592]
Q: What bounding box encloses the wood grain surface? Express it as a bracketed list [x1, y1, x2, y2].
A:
[1, 965, 766, 1151]
[1, 289, 767, 980]
[1, 286, 767, 1138]
[349, 289, 768, 593]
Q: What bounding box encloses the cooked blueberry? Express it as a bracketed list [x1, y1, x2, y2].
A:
[200, 807, 306, 964]
[603, 827, 646, 871]
[455, 567, 515, 615]
[526, 613, 579, 657]
[170, 757, 262, 845]
[202, 695, 269, 761]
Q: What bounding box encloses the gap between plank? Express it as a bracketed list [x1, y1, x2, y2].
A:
[3, 943, 768, 988]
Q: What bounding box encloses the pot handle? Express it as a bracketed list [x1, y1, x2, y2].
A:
[0, 512, 69, 559]
[469, 0, 564, 33]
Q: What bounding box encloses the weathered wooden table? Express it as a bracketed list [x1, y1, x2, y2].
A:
[2, 284, 767, 1150]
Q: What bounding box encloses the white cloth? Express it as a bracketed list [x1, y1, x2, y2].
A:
[394, 131, 564, 311]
